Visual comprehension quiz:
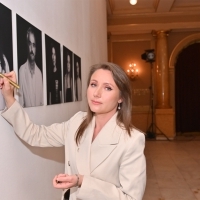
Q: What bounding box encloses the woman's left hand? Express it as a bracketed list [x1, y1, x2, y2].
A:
[53, 174, 83, 189]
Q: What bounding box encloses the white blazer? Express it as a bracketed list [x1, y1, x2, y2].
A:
[2, 101, 146, 200]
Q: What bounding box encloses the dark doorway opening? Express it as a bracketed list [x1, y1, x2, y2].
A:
[175, 43, 200, 134]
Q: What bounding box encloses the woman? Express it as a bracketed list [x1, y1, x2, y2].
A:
[0, 46, 10, 110]
[74, 61, 82, 101]
[64, 54, 73, 102]
[0, 62, 146, 200]
[47, 45, 62, 104]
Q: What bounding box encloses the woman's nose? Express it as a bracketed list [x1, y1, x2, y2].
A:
[93, 87, 101, 98]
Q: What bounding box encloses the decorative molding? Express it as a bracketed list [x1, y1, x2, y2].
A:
[169, 33, 200, 67]
[132, 105, 150, 114]
[108, 34, 155, 62]
[133, 88, 149, 96]
[108, 22, 200, 35]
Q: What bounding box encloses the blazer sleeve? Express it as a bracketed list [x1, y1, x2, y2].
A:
[1, 100, 67, 147]
[77, 133, 146, 200]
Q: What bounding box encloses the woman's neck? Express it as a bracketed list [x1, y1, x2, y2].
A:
[92, 111, 117, 141]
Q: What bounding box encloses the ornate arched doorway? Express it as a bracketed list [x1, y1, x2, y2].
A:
[169, 33, 200, 134]
[175, 43, 200, 133]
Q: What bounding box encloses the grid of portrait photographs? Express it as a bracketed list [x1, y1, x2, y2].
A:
[0, 2, 82, 109]
[0, 3, 13, 110]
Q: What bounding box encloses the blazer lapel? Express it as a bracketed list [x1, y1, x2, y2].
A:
[90, 112, 122, 173]
[76, 117, 95, 175]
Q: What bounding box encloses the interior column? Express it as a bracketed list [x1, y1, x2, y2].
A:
[154, 30, 171, 108]
[153, 30, 175, 139]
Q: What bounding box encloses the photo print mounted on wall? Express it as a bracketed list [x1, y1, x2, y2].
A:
[63, 46, 74, 103]
[45, 34, 62, 105]
[73, 54, 82, 101]
[17, 15, 43, 108]
[0, 3, 13, 110]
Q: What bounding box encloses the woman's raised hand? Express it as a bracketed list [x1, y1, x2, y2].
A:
[0, 71, 16, 108]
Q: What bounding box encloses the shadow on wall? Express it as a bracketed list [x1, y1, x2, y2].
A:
[19, 136, 65, 164]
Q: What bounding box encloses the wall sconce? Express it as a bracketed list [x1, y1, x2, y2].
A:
[126, 63, 139, 80]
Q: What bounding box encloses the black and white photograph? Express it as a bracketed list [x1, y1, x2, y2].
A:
[17, 14, 43, 108]
[63, 46, 74, 103]
[73, 54, 82, 101]
[0, 3, 13, 110]
[45, 34, 62, 105]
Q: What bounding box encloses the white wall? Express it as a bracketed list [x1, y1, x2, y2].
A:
[0, 0, 107, 199]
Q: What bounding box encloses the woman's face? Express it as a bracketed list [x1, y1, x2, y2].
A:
[67, 55, 71, 73]
[87, 69, 122, 116]
[52, 47, 56, 66]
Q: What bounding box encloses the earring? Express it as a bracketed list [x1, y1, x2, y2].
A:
[118, 103, 121, 110]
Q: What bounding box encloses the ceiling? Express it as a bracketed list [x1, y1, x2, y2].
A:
[106, 0, 200, 35]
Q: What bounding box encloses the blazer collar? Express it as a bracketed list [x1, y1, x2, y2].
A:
[76, 112, 122, 174]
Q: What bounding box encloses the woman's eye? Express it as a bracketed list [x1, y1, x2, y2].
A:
[90, 83, 96, 87]
[105, 87, 112, 91]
